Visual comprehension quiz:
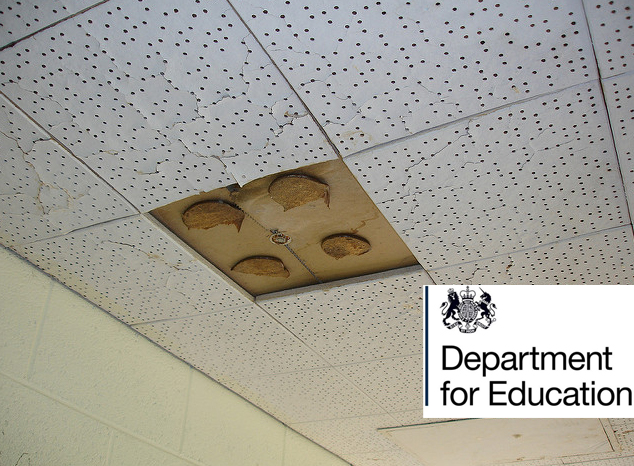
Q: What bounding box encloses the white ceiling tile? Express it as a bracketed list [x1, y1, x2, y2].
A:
[229, 368, 386, 424]
[235, 0, 597, 155]
[0, 94, 135, 246]
[12, 215, 251, 323]
[0, 0, 101, 49]
[583, 0, 634, 78]
[388, 411, 456, 427]
[344, 449, 425, 466]
[258, 268, 428, 365]
[347, 81, 629, 269]
[0, 0, 337, 211]
[291, 415, 403, 456]
[337, 355, 425, 413]
[611, 418, 634, 452]
[561, 455, 634, 465]
[430, 226, 634, 284]
[132, 305, 328, 381]
[603, 72, 634, 221]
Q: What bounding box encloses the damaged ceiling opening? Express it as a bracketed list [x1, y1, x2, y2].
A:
[152, 159, 419, 295]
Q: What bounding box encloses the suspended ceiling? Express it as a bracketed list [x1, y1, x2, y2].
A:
[2, 1, 634, 465]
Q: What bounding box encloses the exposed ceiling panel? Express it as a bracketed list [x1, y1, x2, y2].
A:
[152, 159, 418, 295]
[2, 0, 634, 465]
[233, 0, 596, 155]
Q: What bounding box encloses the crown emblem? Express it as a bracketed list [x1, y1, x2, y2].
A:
[460, 286, 476, 301]
[441, 286, 497, 333]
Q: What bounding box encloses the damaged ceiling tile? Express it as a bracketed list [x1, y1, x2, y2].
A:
[0, 94, 135, 246]
[0, 0, 337, 212]
[152, 159, 418, 296]
[233, 1, 597, 155]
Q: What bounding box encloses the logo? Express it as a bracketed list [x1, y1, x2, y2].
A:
[441, 286, 497, 333]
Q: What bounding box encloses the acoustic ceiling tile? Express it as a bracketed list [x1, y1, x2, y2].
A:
[583, 0, 634, 78]
[235, 0, 597, 155]
[337, 355, 425, 413]
[0, 94, 135, 247]
[429, 226, 634, 284]
[611, 419, 634, 451]
[258, 268, 429, 366]
[132, 305, 328, 381]
[603, 71, 634, 221]
[344, 449, 425, 466]
[0, 0, 337, 211]
[290, 414, 403, 456]
[347, 81, 628, 269]
[561, 454, 634, 465]
[231, 368, 386, 424]
[0, 0, 102, 49]
[388, 411, 456, 427]
[13, 215, 251, 323]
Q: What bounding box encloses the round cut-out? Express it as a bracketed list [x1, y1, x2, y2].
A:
[182, 200, 245, 231]
[321, 234, 371, 259]
[232, 256, 290, 278]
[268, 174, 329, 211]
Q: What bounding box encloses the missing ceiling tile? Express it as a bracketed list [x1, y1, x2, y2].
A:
[151, 159, 418, 295]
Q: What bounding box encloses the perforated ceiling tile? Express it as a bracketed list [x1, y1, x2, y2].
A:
[388, 411, 455, 427]
[337, 355, 425, 413]
[0, 0, 102, 49]
[347, 81, 628, 269]
[430, 226, 634, 284]
[0, 0, 337, 210]
[132, 305, 328, 381]
[290, 414, 403, 456]
[344, 448, 425, 466]
[13, 215, 251, 323]
[234, 0, 596, 155]
[611, 419, 634, 451]
[258, 268, 429, 365]
[603, 72, 634, 221]
[583, 0, 634, 78]
[233, 368, 385, 424]
[0, 94, 135, 247]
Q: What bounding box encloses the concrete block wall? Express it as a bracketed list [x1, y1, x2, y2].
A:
[0, 246, 349, 466]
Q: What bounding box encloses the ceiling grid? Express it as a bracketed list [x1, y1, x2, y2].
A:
[2, 1, 634, 465]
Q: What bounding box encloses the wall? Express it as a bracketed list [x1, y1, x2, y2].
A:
[0, 246, 348, 466]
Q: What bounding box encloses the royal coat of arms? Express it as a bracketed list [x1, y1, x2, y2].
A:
[441, 286, 496, 333]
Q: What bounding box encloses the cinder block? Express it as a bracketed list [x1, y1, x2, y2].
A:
[0, 247, 51, 379]
[0, 374, 110, 465]
[109, 432, 198, 466]
[181, 370, 286, 466]
[29, 281, 190, 450]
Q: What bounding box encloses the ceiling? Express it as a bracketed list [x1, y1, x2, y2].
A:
[2, 0, 634, 465]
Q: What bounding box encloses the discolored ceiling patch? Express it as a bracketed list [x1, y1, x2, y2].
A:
[152, 159, 418, 296]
